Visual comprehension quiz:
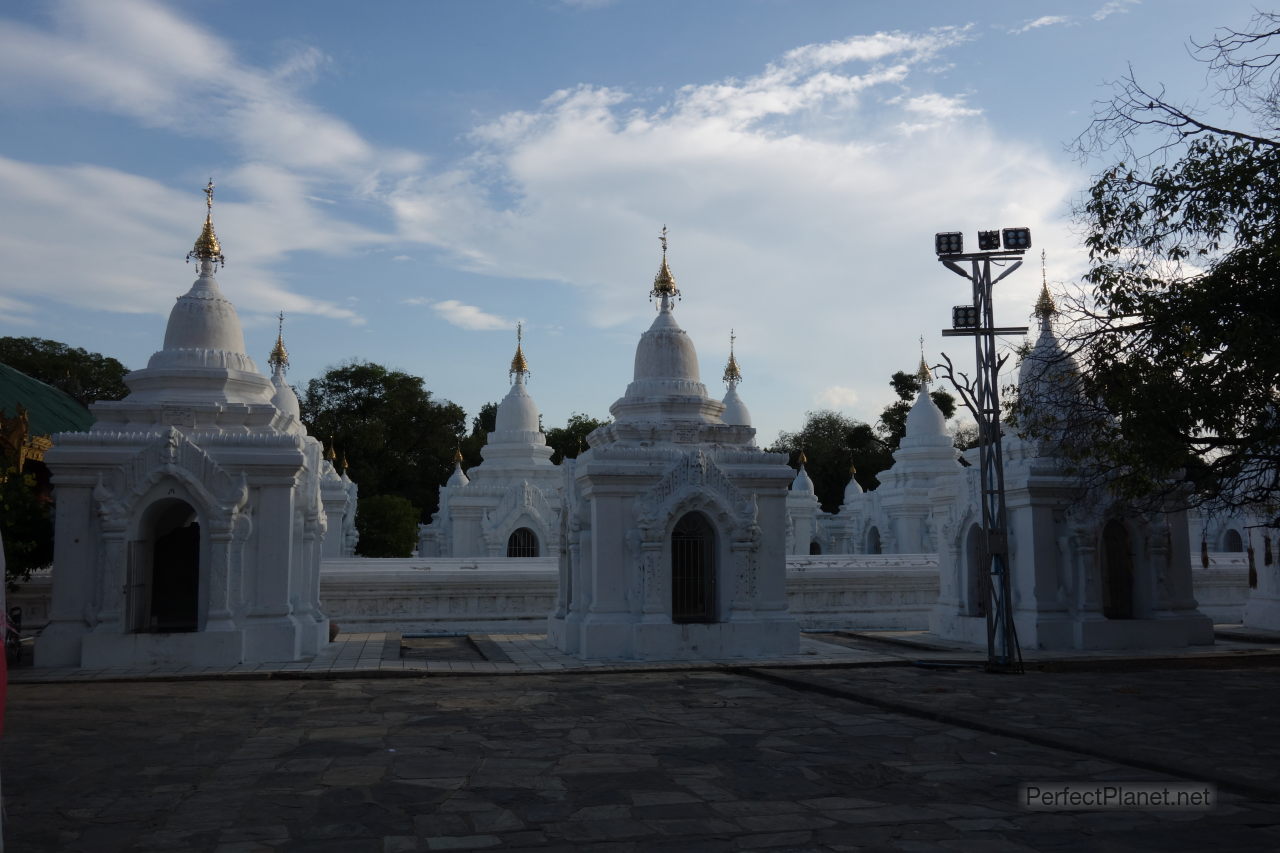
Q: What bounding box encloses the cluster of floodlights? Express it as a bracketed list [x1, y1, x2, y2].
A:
[934, 227, 1032, 256]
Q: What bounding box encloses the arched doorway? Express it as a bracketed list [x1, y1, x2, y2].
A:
[867, 527, 882, 555]
[1101, 519, 1135, 620]
[965, 523, 987, 617]
[1223, 529, 1244, 552]
[507, 527, 540, 557]
[136, 499, 200, 633]
[671, 512, 716, 623]
[809, 540, 822, 555]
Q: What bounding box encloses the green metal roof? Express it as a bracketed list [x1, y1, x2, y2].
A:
[0, 363, 93, 436]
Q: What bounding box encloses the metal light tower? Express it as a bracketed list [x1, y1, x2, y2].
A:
[935, 228, 1030, 674]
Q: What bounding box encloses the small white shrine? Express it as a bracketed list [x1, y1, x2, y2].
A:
[860, 363, 962, 555]
[786, 453, 822, 555]
[319, 445, 359, 559]
[418, 327, 564, 558]
[929, 285, 1213, 650]
[549, 231, 800, 660]
[35, 184, 335, 668]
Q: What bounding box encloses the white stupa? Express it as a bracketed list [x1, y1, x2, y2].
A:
[36, 182, 333, 668]
[930, 268, 1212, 650]
[419, 324, 563, 558]
[549, 228, 800, 660]
[867, 358, 963, 553]
[719, 330, 752, 432]
[786, 451, 822, 554]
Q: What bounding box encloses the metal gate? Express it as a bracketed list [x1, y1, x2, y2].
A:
[506, 527, 540, 557]
[671, 512, 715, 623]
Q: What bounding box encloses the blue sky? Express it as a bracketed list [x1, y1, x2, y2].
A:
[0, 0, 1262, 447]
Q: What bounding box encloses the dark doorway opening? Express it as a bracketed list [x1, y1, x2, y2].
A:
[672, 512, 716, 623]
[965, 523, 988, 618]
[1102, 519, 1135, 620]
[147, 502, 200, 632]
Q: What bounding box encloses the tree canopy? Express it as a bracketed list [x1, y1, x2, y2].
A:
[0, 336, 129, 407]
[772, 368, 961, 513]
[299, 361, 466, 521]
[459, 401, 498, 470]
[1024, 13, 1280, 526]
[772, 411, 891, 513]
[545, 412, 610, 464]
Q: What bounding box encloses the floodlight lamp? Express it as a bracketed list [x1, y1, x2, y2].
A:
[978, 230, 1001, 251]
[1001, 227, 1031, 250]
[952, 305, 978, 328]
[935, 232, 963, 255]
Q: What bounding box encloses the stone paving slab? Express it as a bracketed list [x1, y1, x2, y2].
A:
[747, 664, 1280, 801]
[5, 668, 1280, 851]
[6, 632, 907, 684]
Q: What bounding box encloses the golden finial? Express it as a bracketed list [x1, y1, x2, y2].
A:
[187, 178, 226, 267]
[916, 335, 932, 383]
[341, 453, 349, 472]
[325, 436, 337, 462]
[849, 463, 858, 475]
[723, 329, 743, 386]
[1034, 249, 1056, 320]
[798, 449, 808, 466]
[509, 322, 529, 379]
[268, 311, 289, 374]
[453, 445, 464, 464]
[650, 224, 680, 300]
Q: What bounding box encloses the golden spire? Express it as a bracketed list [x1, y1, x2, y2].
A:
[650, 225, 681, 300]
[453, 445, 464, 464]
[325, 437, 337, 462]
[1034, 249, 1056, 320]
[268, 311, 289, 374]
[798, 449, 808, 467]
[849, 463, 858, 475]
[916, 335, 932, 384]
[509, 322, 529, 380]
[187, 179, 226, 267]
[723, 329, 743, 386]
[341, 453, 349, 472]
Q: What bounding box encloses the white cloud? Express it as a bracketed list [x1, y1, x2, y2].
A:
[1092, 1, 1139, 22]
[0, 0, 419, 178]
[431, 300, 512, 331]
[392, 255, 413, 262]
[0, 156, 367, 323]
[383, 23, 1081, 432]
[904, 93, 982, 120]
[817, 386, 860, 409]
[0, 3, 1085, 440]
[0, 0, 405, 326]
[1009, 16, 1072, 34]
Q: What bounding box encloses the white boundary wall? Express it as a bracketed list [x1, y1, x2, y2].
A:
[14, 552, 1254, 637]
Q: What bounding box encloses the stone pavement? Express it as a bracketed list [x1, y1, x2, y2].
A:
[5, 658, 1280, 851]
[6, 631, 906, 683]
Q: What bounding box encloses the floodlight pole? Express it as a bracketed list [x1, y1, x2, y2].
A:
[940, 249, 1026, 674]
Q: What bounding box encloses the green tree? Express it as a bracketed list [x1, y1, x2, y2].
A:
[1034, 12, 1280, 525]
[771, 411, 891, 513]
[876, 370, 957, 451]
[1, 467, 53, 589]
[300, 361, 466, 520]
[459, 401, 498, 470]
[545, 412, 610, 464]
[0, 337, 129, 406]
[355, 494, 420, 557]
